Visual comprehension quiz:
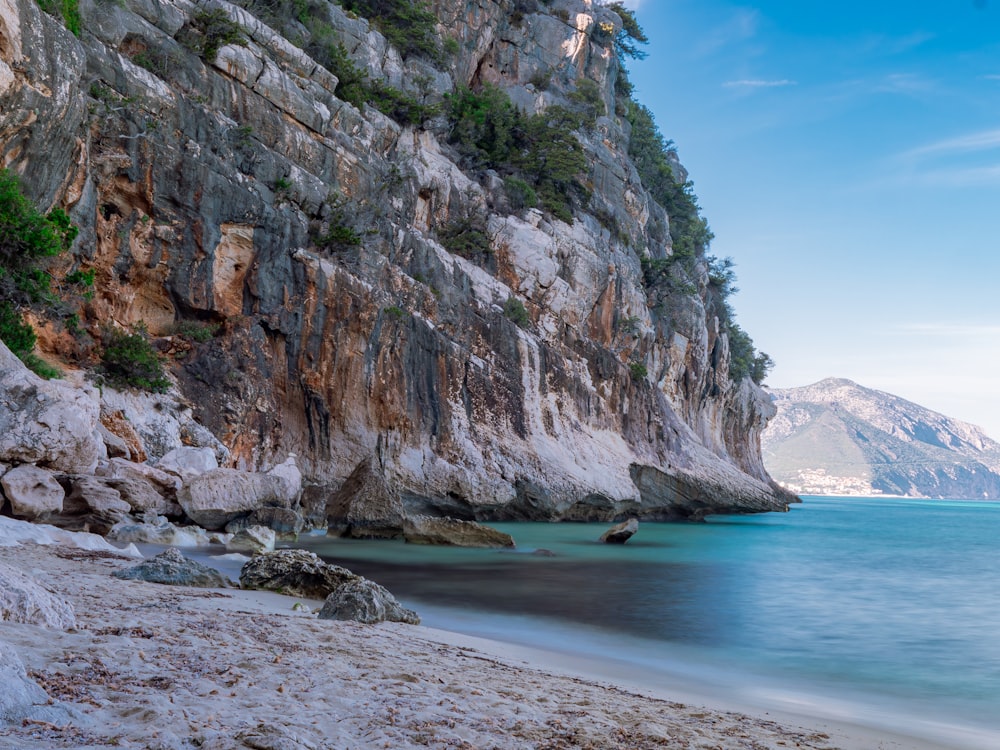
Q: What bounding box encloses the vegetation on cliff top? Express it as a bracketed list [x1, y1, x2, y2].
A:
[608, 4, 773, 384]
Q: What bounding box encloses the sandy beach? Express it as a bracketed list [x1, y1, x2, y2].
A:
[0, 534, 960, 750]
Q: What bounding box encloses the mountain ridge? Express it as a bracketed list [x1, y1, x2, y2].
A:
[763, 377, 1000, 499]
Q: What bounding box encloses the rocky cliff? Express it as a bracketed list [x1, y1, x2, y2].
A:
[0, 0, 794, 521]
[764, 378, 1000, 499]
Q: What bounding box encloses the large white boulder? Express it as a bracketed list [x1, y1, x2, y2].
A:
[0, 464, 64, 520]
[0, 341, 101, 473]
[177, 468, 291, 530]
[155, 446, 219, 482]
[267, 454, 303, 505]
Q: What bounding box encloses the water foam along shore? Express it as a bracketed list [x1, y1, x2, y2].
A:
[0, 523, 960, 750]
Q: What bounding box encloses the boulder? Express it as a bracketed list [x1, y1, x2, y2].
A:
[226, 506, 305, 536]
[267, 454, 303, 505]
[226, 525, 276, 554]
[102, 457, 181, 492]
[96, 421, 134, 460]
[599, 517, 639, 544]
[318, 578, 420, 625]
[178, 468, 290, 530]
[326, 457, 405, 539]
[1, 464, 64, 520]
[155, 446, 219, 483]
[0, 562, 76, 628]
[0, 341, 102, 473]
[112, 548, 233, 587]
[49, 475, 132, 535]
[105, 475, 177, 516]
[107, 517, 214, 547]
[0, 641, 86, 726]
[403, 515, 515, 548]
[239, 548, 356, 599]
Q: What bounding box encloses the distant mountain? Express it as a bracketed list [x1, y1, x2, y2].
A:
[762, 378, 1000, 499]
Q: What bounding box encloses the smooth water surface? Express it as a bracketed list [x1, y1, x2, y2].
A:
[296, 496, 1000, 744]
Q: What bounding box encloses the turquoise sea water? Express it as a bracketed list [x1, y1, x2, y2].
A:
[296, 496, 1000, 747]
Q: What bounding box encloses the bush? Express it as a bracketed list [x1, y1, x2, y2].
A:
[503, 296, 530, 328]
[172, 320, 220, 343]
[0, 170, 78, 272]
[445, 86, 587, 222]
[0, 300, 37, 359]
[629, 361, 648, 381]
[568, 79, 605, 126]
[340, 0, 441, 63]
[504, 177, 537, 212]
[189, 9, 246, 62]
[99, 325, 170, 392]
[438, 216, 490, 258]
[314, 193, 362, 251]
[0, 169, 79, 374]
[37, 0, 81, 36]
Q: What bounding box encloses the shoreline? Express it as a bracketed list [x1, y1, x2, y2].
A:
[0, 534, 987, 750]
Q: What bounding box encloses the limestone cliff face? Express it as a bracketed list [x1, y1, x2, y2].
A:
[0, 0, 795, 520]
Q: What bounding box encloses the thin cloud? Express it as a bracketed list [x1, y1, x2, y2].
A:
[723, 79, 797, 89]
[894, 323, 1000, 337]
[904, 129, 1000, 159]
[694, 9, 760, 58]
[874, 72, 935, 94]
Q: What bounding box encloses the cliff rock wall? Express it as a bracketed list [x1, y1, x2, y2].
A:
[0, 0, 795, 520]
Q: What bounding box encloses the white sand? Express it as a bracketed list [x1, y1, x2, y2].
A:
[0, 539, 972, 750]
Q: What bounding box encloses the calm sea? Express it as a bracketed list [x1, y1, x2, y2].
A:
[295, 496, 1000, 747]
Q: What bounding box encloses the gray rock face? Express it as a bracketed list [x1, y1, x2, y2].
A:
[1, 464, 64, 520]
[326, 458, 405, 539]
[599, 517, 638, 544]
[403, 515, 515, 548]
[112, 548, 233, 587]
[0, 0, 790, 522]
[318, 578, 420, 625]
[0, 562, 76, 628]
[239, 549, 356, 599]
[178, 469, 291, 530]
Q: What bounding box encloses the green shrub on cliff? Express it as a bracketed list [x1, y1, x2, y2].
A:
[0, 169, 79, 377]
[37, 0, 81, 37]
[339, 0, 441, 63]
[187, 9, 247, 62]
[445, 86, 587, 223]
[99, 324, 170, 393]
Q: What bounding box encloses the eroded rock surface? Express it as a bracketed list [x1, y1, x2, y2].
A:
[0, 0, 796, 523]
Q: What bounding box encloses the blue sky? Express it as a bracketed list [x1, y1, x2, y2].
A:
[617, 0, 1000, 438]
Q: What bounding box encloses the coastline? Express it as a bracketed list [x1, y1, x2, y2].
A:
[0, 536, 979, 750]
